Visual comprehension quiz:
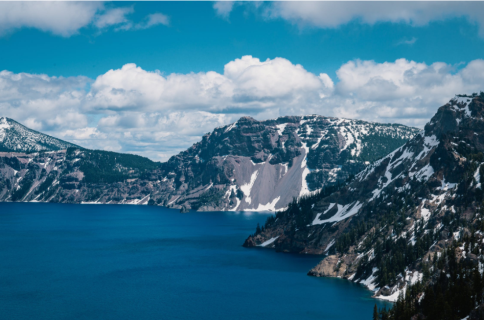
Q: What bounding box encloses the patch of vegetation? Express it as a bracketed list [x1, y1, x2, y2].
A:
[72, 148, 160, 184]
[11, 178, 33, 201]
[378, 241, 483, 320]
[35, 175, 55, 195]
[357, 135, 410, 163]
[0, 156, 22, 171]
[192, 188, 225, 210]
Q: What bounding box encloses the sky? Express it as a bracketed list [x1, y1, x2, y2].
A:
[1, 1, 484, 161]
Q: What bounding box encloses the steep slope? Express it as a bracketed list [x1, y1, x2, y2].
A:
[0, 117, 78, 152]
[158, 115, 418, 211]
[243, 93, 484, 319]
[0, 115, 418, 211]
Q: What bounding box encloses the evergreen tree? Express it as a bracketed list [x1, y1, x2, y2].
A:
[255, 223, 261, 235]
[373, 304, 378, 320]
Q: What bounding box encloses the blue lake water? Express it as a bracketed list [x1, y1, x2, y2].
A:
[0, 203, 390, 320]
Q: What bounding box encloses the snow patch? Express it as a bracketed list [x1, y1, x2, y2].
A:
[276, 123, 288, 134]
[439, 176, 458, 191]
[168, 195, 180, 205]
[252, 196, 281, 212]
[312, 201, 362, 225]
[258, 236, 279, 247]
[241, 170, 259, 204]
[224, 121, 238, 133]
[324, 239, 335, 253]
[410, 163, 434, 182]
[359, 267, 379, 291]
[420, 206, 431, 222]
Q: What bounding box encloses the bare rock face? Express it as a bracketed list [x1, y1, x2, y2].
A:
[0, 115, 418, 212]
[308, 255, 347, 277]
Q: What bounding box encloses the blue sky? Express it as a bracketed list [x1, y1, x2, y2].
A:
[1, 2, 483, 79]
[1, 1, 484, 160]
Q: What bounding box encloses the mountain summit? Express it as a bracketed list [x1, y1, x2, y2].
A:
[0, 115, 417, 211]
[0, 117, 78, 152]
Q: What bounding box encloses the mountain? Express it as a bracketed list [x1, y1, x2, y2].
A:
[243, 93, 484, 319]
[0, 117, 78, 152]
[158, 115, 417, 211]
[0, 115, 418, 211]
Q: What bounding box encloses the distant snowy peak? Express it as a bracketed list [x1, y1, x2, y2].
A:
[0, 117, 79, 152]
[217, 114, 419, 164]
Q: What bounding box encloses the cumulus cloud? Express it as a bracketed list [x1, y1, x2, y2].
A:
[327, 58, 484, 127]
[262, 2, 484, 36]
[0, 70, 91, 131]
[0, 2, 169, 37]
[1, 56, 484, 161]
[86, 56, 333, 114]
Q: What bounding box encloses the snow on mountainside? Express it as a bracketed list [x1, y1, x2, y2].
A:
[243, 94, 484, 318]
[158, 115, 418, 212]
[0, 117, 78, 152]
[0, 114, 418, 212]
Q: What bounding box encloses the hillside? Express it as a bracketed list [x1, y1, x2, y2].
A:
[0, 117, 78, 152]
[243, 93, 484, 319]
[0, 115, 418, 211]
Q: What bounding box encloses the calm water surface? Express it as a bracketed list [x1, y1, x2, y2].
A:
[0, 203, 390, 320]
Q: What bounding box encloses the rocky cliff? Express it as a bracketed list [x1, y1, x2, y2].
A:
[0, 115, 418, 211]
[243, 94, 484, 319]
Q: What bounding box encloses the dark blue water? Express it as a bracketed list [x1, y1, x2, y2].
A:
[0, 203, 390, 320]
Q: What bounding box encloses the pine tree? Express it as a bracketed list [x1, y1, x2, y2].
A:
[473, 268, 483, 305]
[373, 304, 378, 320]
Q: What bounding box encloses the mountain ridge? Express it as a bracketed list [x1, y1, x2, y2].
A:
[243, 93, 484, 319]
[0, 114, 418, 212]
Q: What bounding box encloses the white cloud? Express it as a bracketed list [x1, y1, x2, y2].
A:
[0, 2, 169, 37]
[213, 1, 235, 19]
[0, 70, 91, 131]
[135, 13, 170, 29]
[396, 37, 417, 46]
[326, 58, 484, 127]
[94, 7, 134, 30]
[265, 2, 484, 36]
[1, 56, 484, 161]
[224, 56, 327, 102]
[0, 2, 102, 37]
[86, 56, 333, 114]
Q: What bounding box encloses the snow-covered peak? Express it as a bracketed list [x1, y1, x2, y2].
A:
[0, 117, 79, 152]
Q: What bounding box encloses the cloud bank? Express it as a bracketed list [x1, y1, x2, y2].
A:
[1, 56, 483, 161]
[215, 1, 484, 36]
[0, 2, 168, 36]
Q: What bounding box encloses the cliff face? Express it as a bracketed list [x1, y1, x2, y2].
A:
[243, 95, 484, 309]
[158, 115, 417, 211]
[0, 115, 418, 211]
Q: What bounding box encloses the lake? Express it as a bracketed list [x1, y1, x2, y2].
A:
[0, 203, 390, 319]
